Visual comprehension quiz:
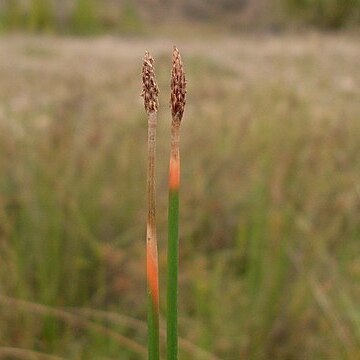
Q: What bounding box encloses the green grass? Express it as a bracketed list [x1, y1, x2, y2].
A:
[0, 34, 359, 359]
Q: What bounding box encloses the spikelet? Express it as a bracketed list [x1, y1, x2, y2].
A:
[170, 46, 186, 123]
[142, 51, 159, 114]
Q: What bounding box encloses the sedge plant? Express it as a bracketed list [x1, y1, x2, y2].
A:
[141, 46, 186, 360]
[142, 51, 160, 360]
[167, 46, 187, 360]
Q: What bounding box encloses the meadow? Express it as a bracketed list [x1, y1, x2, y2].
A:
[0, 33, 360, 359]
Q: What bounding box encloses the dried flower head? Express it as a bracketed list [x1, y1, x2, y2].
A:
[170, 46, 186, 122]
[142, 51, 159, 114]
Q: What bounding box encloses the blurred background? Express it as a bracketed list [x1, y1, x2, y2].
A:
[0, 1, 360, 359]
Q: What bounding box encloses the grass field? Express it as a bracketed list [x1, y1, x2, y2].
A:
[0, 33, 360, 359]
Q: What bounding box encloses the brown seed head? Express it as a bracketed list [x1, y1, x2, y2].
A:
[142, 51, 159, 114]
[170, 46, 186, 122]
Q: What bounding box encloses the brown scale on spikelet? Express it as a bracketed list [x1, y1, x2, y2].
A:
[142, 51, 159, 114]
[170, 46, 186, 123]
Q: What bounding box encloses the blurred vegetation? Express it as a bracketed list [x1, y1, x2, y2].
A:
[0, 0, 143, 35]
[28, 0, 54, 32]
[282, 0, 360, 28]
[0, 34, 359, 359]
[71, 0, 99, 35]
[0, 0, 360, 34]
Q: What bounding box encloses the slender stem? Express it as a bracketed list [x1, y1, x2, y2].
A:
[147, 111, 160, 360]
[167, 45, 186, 360]
[142, 51, 160, 360]
[167, 121, 180, 360]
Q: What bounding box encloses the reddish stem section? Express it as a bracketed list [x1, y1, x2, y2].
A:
[147, 224, 159, 307]
[169, 121, 181, 191]
[169, 157, 180, 191]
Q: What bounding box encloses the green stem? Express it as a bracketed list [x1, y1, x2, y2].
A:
[167, 123, 180, 360]
[148, 294, 160, 360]
[167, 189, 179, 360]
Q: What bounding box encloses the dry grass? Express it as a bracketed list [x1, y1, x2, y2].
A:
[0, 33, 359, 359]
